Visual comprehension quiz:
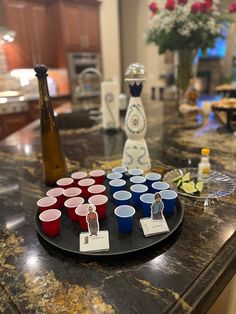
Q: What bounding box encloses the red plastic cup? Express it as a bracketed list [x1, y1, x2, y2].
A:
[46, 187, 65, 209]
[37, 196, 58, 212]
[88, 194, 108, 219]
[71, 171, 87, 186]
[75, 203, 96, 231]
[88, 184, 106, 197]
[56, 177, 74, 189]
[39, 209, 61, 237]
[78, 178, 95, 199]
[64, 197, 84, 221]
[89, 169, 105, 184]
[63, 187, 82, 200]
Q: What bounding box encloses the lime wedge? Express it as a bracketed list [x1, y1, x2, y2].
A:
[188, 181, 195, 187]
[172, 175, 183, 183]
[182, 172, 191, 182]
[196, 181, 204, 193]
[182, 182, 197, 194]
[176, 179, 182, 187]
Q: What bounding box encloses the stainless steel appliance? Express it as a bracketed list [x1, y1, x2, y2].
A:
[67, 52, 102, 105]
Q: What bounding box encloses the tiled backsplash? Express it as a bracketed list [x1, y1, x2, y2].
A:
[0, 43, 7, 74]
[0, 42, 22, 92]
[0, 44, 70, 97]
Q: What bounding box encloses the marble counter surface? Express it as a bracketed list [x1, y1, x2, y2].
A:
[0, 99, 235, 314]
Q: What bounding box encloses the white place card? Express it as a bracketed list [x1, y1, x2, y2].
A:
[80, 230, 110, 252]
[140, 216, 170, 237]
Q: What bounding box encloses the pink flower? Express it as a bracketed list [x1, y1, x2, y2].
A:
[202, 0, 213, 12]
[191, 1, 212, 14]
[149, 2, 159, 14]
[191, 2, 201, 13]
[229, 3, 236, 13]
[205, 0, 213, 6]
[178, 0, 188, 5]
[165, 0, 176, 11]
[199, 2, 209, 13]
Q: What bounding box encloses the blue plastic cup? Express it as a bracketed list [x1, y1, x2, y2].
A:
[106, 172, 122, 180]
[112, 166, 127, 178]
[113, 190, 132, 206]
[145, 173, 162, 191]
[114, 205, 135, 233]
[140, 193, 155, 217]
[130, 176, 146, 185]
[109, 179, 126, 194]
[160, 190, 178, 215]
[152, 181, 170, 193]
[130, 184, 148, 207]
[128, 168, 144, 176]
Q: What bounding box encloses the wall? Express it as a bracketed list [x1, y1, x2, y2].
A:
[99, 0, 121, 90]
[120, 0, 166, 96]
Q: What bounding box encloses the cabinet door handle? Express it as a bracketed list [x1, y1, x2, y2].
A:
[85, 36, 89, 47]
[80, 35, 85, 48]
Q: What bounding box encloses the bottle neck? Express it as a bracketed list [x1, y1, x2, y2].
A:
[37, 76, 57, 134]
[38, 77, 52, 112]
[201, 155, 209, 162]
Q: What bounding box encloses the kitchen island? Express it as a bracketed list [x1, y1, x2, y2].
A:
[0, 92, 70, 141]
[0, 99, 235, 314]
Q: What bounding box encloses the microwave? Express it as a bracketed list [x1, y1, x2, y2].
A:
[67, 52, 102, 104]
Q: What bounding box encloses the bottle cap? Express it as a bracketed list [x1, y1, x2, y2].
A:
[201, 148, 210, 155]
[34, 64, 48, 78]
[125, 63, 146, 80]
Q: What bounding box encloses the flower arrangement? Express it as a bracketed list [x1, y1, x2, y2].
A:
[147, 0, 236, 95]
[147, 0, 236, 54]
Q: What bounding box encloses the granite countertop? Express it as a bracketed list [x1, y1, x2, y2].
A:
[0, 98, 235, 314]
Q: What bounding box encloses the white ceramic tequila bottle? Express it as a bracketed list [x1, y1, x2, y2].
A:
[122, 63, 151, 171]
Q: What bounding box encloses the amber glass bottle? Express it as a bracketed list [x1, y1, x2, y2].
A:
[34, 64, 67, 185]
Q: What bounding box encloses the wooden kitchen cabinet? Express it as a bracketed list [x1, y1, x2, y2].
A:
[3, 0, 32, 69]
[59, 1, 82, 51]
[53, 0, 100, 67]
[2, 0, 100, 70]
[28, 95, 71, 121]
[79, 4, 100, 52]
[58, 1, 100, 52]
[3, 0, 56, 69]
[0, 95, 71, 140]
[29, 2, 56, 67]
[0, 112, 30, 140]
[0, 121, 5, 140]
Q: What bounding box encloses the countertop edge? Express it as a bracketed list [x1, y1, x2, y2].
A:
[168, 231, 236, 313]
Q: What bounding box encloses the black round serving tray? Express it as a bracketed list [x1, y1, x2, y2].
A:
[35, 185, 184, 256]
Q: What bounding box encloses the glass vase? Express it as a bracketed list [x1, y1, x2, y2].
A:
[177, 49, 194, 105]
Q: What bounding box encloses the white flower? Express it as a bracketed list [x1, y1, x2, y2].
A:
[178, 26, 191, 37]
[149, 0, 224, 39]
